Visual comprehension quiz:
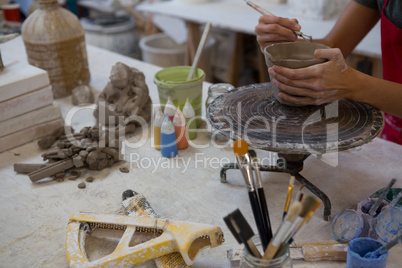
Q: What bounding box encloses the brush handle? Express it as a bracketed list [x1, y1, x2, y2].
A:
[257, 187, 273, 244]
[369, 178, 396, 216]
[249, 191, 269, 251]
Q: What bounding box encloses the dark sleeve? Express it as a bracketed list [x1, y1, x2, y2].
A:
[354, 0, 379, 9]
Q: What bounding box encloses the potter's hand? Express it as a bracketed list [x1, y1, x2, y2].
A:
[255, 16, 301, 51]
[268, 48, 354, 106]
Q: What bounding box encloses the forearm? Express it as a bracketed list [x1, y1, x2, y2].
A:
[311, 1, 380, 57]
[351, 70, 402, 118]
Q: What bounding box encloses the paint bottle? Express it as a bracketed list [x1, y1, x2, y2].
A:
[153, 108, 164, 150]
[164, 96, 176, 122]
[173, 107, 188, 150]
[160, 114, 178, 158]
[183, 98, 197, 140]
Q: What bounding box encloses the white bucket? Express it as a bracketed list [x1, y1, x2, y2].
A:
[139, 33, 186, 68]
[81, 17, 139, 58]
[139, 32, 215, 80]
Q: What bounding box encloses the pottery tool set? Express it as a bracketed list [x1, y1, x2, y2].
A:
[244, 0, 313, 42]
[0, 54, 64, 153]
[66, 190, 224, 267]
[225, 139, 325, 261]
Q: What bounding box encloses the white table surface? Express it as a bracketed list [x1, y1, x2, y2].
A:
[0, 37, 400, 268]
[137, 0, 381, 59]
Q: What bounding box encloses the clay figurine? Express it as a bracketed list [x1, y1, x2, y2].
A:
[94, 62, 152, 134]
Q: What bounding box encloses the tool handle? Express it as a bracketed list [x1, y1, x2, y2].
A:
[369, 178, 397, 216]
[249, 191, 269, 251]
[292, 240, 347, 248]
[257, 187, 273, 243]
[303, 244, 347, 262]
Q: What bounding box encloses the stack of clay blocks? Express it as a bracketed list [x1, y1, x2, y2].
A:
[0, 62, 64, 153]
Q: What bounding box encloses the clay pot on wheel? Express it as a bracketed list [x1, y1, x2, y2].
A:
[264, 42, 330, 106]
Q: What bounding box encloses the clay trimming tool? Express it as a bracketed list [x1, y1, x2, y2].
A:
[66, 205, 224, 267]
[244, 0, 313, 42]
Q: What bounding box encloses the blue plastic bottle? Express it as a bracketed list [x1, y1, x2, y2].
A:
[160, 113, 178, 157]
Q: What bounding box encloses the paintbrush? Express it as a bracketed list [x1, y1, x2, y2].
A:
[263, 196, 318, 259]
[224, 209, 262, 258]
[244, 0, 312, 42]
[233, 140, 269, 251]
[369, 178, 397, 216]
[283, 176, 295, 219]
[262, 201, 302, 260]
[249, 149, 273, 244]
[296, 184, 305, 203]
[282, 199, 322, 250]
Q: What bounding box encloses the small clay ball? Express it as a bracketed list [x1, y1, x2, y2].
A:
[86, 176, 94, 182]
[54, 172, 66, 179]
[119, 167, 129, 173]
[78, 182, 86, 189]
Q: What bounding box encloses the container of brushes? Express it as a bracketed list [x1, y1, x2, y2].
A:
[240, 235, 292, 268]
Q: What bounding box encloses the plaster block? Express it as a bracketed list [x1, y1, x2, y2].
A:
[0, 118, 65, 153]
[0, 60, 50, 102]
[0, 104, 62, 137]
[0, 85, 53, 122]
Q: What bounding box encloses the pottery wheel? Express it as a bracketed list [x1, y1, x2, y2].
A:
[208, 83, 384, 154]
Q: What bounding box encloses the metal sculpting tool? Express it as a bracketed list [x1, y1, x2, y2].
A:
[244, 0, 312, 42]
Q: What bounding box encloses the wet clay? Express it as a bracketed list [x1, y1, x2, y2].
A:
[119, 167, 130, 173]
[86, 176, 94, 182]
[264, 42, 330, 106]
[94, 62, 152, 134]
[15, 125, 121, 182]
[78, 182, 86, 189]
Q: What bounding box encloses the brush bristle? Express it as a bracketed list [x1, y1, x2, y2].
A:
[233, 139, 249, 157]
[289, 176, 295, 185]
[300, 196, 319, 217]
[248, 149, 257, 159]
[285, 201, 302, 222]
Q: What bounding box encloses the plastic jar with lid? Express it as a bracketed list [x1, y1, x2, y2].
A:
[205, 83, 234, 143]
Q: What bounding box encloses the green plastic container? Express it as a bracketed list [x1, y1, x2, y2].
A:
[154, 66, 205, 127]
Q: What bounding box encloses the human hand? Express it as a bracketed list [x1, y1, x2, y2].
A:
[255, 16, 301, 51]
[268, 48, 355, 106]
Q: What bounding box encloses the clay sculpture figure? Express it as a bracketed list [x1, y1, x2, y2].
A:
[94, 62, 152, 134]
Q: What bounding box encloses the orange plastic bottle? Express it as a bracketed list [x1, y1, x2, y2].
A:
[173, 107, 188, 150]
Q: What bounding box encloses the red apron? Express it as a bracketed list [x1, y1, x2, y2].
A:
[380, 0, 402, 144]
